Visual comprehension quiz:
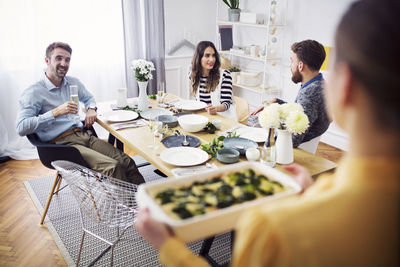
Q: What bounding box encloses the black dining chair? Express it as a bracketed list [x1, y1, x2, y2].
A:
[26, 125, 96, 225]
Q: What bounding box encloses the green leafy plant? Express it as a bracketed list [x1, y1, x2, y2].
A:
[203, 122, 217, 134]
[148, 94, 156, 100]
[122, 106, 134, 111]
[227, 131, 240, 138]
[222, 0, 239, 9]
[201, 136, 225, 158]
[228, 66, 240, 72]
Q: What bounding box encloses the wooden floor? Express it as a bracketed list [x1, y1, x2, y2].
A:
[0, 142, 344, 267]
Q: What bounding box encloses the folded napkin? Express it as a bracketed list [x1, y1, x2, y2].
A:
[171, 163, 217, 177]
[110, 119, 149, 130]
[110, 103, 137, 110]
[217, 125, 246, 137]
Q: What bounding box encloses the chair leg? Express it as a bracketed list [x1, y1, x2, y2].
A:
[55, 174, 62, 195]
[76, 231, 86, 267]
[110, 245, 114, 267]
[40, 171, 61, 225]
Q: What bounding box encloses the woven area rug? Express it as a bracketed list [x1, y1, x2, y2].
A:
[24, 157, 232, 266]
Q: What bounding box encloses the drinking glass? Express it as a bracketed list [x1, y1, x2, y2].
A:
[147, 117, 162, 150]
[70, 85, 79, 105]
[260, 145, 276, 167]
[69, 85, 79, 118]
[157, 82, 165, 103]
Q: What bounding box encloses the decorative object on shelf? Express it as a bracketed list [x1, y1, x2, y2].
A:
[250, 45, 260, 57]
[237, 71, 261, 87]
[228, 66, 240, 83]
[222, 0, 240, 22]
[258, 103, 309, 164]
[219, 25, 233, 50]
[240, 12, 265, 24]
[131, 59, 155, 111]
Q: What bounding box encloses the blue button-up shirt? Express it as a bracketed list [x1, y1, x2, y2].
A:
[16, 73, 96, 142]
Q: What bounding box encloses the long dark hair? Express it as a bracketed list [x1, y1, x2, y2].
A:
[335, 0, 400, 130]
[190, 41, 221, 96]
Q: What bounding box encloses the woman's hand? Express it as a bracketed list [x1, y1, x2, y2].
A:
[205, 104, 218, 115]
[283, 164, 313, 192]
[205, 104, 226, 115]
[135, 207, 173, 250]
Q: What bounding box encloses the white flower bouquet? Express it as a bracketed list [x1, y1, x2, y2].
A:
[131, 59, 155, 82]
[258, 103, 309, 134]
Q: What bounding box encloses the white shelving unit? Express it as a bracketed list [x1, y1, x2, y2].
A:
[216, 0, 288, 104]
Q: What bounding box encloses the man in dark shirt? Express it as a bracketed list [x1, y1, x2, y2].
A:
[251, 40, 331, 147]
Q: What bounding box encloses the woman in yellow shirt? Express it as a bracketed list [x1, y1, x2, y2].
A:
[135, 0, 400, 266]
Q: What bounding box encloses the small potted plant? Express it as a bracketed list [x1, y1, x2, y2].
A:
[228, 66, 240, 83]
[222, 0, 240, 22]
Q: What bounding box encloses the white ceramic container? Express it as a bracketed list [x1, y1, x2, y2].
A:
[178, 114, 208, 132]
[136, 161, 301, 242]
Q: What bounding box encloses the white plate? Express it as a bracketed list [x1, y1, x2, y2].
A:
[140, 108, 173, 120]
[234, 127, 269, 143]
[103, 110, 139, 122]
[174, 100, 207, 111]
[160, 147, 209, 167]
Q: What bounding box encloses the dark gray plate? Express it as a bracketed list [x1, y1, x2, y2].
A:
[161, 135, 201, 148]
[223, 137, 258, 155]
[156, 115, 178, 128]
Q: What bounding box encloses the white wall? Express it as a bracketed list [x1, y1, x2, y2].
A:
[164, 0, 216, 100]
[282, 0, 354, 150]
[164, 0, 216, 56]
[164, 0, 355, 150]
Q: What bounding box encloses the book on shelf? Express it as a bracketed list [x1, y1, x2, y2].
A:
[218, 25, 233, 51]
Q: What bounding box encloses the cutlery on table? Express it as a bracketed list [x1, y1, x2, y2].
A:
[182, 134, 190, 146]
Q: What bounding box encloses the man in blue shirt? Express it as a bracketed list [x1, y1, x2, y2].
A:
[251, 40, 331, 148]
[16, 42, 145, 184]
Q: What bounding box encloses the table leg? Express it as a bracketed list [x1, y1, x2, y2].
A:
[108, 134, 124, 151]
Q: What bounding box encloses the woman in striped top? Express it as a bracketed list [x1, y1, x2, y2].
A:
[190, 41, 237, 120]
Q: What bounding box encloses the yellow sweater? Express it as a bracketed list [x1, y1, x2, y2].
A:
[159, 157, 400, 267]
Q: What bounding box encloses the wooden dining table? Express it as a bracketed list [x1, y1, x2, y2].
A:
[96, 94, 337, 178]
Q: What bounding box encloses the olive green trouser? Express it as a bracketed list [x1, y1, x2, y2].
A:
[55, 130, 145, 184]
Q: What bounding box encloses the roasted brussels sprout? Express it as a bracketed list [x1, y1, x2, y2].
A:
[155, 188, 175, 204]
[243, 169, 255, 178]
[172, 205, 193, 219]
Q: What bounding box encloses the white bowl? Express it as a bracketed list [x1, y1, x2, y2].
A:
[178, 114, 208, 132]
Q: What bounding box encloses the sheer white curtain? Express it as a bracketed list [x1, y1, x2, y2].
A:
[122, 0, 165, 97]
[0, 0, 126, 160]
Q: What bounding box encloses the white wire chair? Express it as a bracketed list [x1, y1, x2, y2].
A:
[51, 160, 138, 267]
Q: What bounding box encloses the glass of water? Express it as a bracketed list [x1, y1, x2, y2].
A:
[260, 145, 276, 167]
[157, 82, 165, 103]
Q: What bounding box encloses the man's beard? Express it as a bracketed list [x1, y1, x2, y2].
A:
[291, 69, 302, 84]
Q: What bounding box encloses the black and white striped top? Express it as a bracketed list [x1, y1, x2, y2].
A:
[198, 70, 233, 110]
